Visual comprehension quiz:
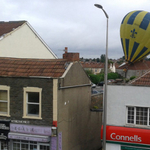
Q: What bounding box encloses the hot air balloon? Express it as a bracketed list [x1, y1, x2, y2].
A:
[120, 10, 150, 63]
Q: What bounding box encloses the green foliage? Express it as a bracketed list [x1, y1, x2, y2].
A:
[130, 76, 136, 80]
[100, 54, 105, 63]
[108, 72, 121, 80]
[93, 106, 99, 109]
[85, 70, 93, 75]
[125, 78, 130, 83]
[88, 72, 122, 84]
[89, 74, 100, 84]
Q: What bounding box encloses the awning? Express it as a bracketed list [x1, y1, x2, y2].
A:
[8, 132, 50, 142]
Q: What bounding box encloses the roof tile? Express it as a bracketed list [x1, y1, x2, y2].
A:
[0, 57, 67, 78]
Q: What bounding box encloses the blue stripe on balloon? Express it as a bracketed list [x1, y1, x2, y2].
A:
[125, 39, 129, 59]
[132, 47, 148, 62]
[130, 42, 139, 59]
[127, 11, 141, 25]
[139, 12, 150, 30]
[121, 13, 129, 24]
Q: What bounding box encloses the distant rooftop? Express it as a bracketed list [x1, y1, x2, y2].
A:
[117, 60, 150, 70]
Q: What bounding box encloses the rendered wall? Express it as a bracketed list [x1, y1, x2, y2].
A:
[116, 69, 147, 79]
[107, 85, 150, 126]
[0, 23, 56, 59]
[57, 62, 102, 150]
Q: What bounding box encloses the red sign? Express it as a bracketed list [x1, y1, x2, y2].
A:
[101, 125, 150, 145]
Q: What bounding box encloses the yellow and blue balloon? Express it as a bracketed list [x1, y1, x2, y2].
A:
[120, 10, 150, 63]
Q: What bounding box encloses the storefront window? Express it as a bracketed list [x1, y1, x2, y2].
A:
[12, 140, 50, 150]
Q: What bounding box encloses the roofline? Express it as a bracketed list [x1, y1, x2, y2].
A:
[0, 21, 27, 40]
[61, 62, 73, 78]
[0, 75, 60, 79]
[26, 22, 58, 59]
[129, 69, 150, 85]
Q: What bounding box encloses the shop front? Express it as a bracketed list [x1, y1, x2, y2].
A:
[0, 120, 10, 150]
[101, 125, 150, 150]
[8, 123, 52, 150]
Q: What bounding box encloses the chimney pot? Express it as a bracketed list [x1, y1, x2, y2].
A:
[65, 47, 68, 53]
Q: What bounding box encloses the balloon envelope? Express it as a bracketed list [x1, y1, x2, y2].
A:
[120, 10, 150, 63]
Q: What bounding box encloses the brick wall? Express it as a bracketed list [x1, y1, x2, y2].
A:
[63, 53, 79, 61]
[0, 77, 53, 126]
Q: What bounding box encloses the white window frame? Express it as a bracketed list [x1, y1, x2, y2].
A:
[0, 85, 10, 117]
[23, 87, 42, 119]
[126, 106, 150, 126]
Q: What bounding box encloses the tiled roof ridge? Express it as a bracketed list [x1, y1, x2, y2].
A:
[0, 57, 65, 62]
[0, 20, 26, 23]
[0, 57, 68, 78]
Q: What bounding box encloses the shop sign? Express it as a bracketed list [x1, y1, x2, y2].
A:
[10, 123, 52, 136]
[0, 120, 10, 140]
[101, 125, 150, 145]
[8, 133, 50, 142]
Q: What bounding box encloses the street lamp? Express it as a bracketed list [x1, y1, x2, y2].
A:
[94, 4, 109, 150]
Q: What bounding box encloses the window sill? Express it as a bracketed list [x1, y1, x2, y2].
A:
[125, 124, 150, 129]
[22, 116, 42, 120]
[0, 114, 10, 117]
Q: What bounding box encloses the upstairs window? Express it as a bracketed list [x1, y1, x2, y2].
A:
[27, 92, 39, 116]
[0, 85, 10, 116]
[23, 87, 42, 119]
[127, 106, 149, 126]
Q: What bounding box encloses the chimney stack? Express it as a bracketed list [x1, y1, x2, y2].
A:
[63, 47, 79, 62]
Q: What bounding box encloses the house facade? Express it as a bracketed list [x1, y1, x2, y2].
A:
[0, 57, 102, 150]
[101, 81, 150, 149]
[81, 62, 104, 74]
[0, 21, 57, 59]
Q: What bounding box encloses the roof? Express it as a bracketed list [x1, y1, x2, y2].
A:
[0, 57, 67, 78]
[81, 62, 105, 69]
[130, 70, 150, 86]
[0, 21, 26, 37]
[117, 60, 150, 70]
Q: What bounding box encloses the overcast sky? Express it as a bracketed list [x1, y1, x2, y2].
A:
[1, 0, 150, 59]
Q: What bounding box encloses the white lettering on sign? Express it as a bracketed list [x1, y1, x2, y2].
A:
[110, 133, 142, 142]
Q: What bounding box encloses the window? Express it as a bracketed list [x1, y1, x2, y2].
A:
[12, 140, 50, 150]
[127, 106, 149, 126]
[0, 85, 10, 116]
[23, 87, 42, 119]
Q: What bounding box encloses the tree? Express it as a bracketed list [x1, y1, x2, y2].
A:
[85, 70, 93, 75]
[100, 54, 105, 63]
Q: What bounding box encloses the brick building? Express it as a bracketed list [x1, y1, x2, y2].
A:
[0, 57, 102, 150]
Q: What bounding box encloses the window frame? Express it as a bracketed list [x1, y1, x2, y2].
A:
[126, 106, 150, 126]
[23, 87, 42, 119]
[0, 85, 10, 117]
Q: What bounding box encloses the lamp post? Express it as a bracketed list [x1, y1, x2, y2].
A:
[94, 4, 109, 150]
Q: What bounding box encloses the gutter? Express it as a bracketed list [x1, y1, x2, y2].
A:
[59, 83, 91, 89]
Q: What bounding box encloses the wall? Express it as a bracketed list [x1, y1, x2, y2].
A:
[0, 23, 56, 59]
[116, 69, 147, 79]
[106, 143, 120, 150]
[57, 62, 102, 150]
[0, 77, 53, 126]
[107, 85, 150, 126]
